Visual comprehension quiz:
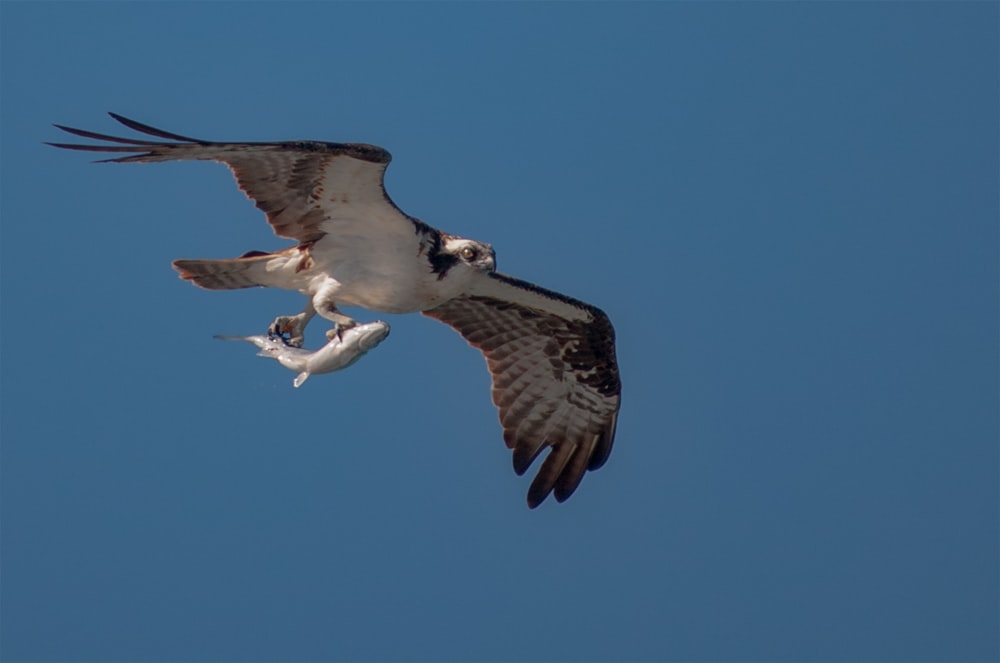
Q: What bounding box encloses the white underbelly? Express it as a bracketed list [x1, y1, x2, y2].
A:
[302, 236, 453, 313]
[334, 274, 441, 313]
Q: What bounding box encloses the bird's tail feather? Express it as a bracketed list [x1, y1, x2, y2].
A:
[172, 250, 278, 290]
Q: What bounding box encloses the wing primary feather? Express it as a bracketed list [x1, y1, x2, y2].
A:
[51, 124, 165, 145]
[44, 142, 169, 164]
[108, 112, 207, 143]
[554, 434, 599, 502]
[527, 442, 578, 509]
[43, 142, 160, 155]
[508, 399, 558, 474]
[511, 436, 548, 476]
[587, 411, 618, 471]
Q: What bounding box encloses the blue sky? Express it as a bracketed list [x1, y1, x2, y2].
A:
[1, 2, 997, 661]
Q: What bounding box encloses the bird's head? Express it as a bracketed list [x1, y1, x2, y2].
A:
[442, 237, 496, 274]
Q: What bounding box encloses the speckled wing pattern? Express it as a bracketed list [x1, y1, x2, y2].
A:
[46, 113, 413, 243]
[424, 272, 621, 508]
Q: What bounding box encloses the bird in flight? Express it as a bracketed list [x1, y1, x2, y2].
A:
[49, 113, 622, 508]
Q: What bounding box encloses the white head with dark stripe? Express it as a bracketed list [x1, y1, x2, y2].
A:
[428, 234, 496, 281]
[446, 237, 496, 272]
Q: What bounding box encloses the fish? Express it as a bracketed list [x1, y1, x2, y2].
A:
[215, 320, 390, 388]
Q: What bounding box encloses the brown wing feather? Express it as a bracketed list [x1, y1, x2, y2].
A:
[423, 273, 622, 508]
[47, 113, 410, 243]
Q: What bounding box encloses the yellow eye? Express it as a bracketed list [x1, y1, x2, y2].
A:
[460, 246, 477, 261]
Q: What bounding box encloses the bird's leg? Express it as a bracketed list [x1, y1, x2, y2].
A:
[321, 308, 359, 341]
[313, 290, 359, 341]
[268, 300, 316, 348]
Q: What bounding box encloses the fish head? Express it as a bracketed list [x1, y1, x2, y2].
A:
[345, 321, 391, 352]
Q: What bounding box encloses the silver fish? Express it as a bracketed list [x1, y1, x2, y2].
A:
[216, 320, 390, 388]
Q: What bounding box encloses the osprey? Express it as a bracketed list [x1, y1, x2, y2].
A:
[49, 113, 622, 508]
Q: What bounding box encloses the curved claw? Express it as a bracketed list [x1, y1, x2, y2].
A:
[324, 318, 360, 342]
[269, 315, 307, 348]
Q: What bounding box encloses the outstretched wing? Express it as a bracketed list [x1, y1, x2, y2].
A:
[423, 272, 621, 508]
[47, 113, 420, 243]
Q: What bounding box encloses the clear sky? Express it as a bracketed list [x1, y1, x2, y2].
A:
[1, 2, 997, 662]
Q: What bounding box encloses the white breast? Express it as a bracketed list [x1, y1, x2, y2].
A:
[306, 232, 459, 313]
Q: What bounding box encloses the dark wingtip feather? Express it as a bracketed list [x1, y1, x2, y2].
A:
[511, 437, 548, 476]
[587, 413, 619, 471]
[553, 438, 595, 503]
[45, 142, 148, 163]
[45, 141, 150, 154]
[52, 123, 158, 145]
[527, 480, 550, 509]
[108, 112, 206, 143]
[527, 473, 553, 509]
[525, 442, 577, 509]
[92, 154, 158, 164]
